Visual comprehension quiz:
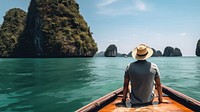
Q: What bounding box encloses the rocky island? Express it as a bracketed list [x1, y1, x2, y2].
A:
[104, 44, 117, 57]
[127, 47, 181, 57]
[0, 0, 98, 58]
[0, 8, 26, 57]
[163, 46, 182, 57]
[152, 48, 162, 57]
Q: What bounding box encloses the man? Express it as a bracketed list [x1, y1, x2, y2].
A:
[121, 44, 163, 106]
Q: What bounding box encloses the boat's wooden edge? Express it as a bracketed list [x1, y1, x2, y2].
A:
[76, 87, 123, 112]
[76, 85, 200, 112]
[162, 85, 200, 111]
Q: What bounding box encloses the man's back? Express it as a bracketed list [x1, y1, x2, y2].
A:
[125, 60, 160, 104]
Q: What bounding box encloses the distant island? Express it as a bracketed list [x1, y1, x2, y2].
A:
[163, 46, 182, 57]
[0, 0, 97, 58]
[95, 44, 126, 57]
[95, 45, 183, 57]
[152, 48, 162, 57]
[104, 44, 117, 57]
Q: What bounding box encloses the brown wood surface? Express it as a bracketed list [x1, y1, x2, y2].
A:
[76, 85, 200, 112]
[99, 93, 193, 112]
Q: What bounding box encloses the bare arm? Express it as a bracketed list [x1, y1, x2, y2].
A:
[122, 76, 129, 103]
[155, 77, 163, 103]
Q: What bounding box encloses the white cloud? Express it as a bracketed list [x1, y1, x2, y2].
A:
[156, 33, 161, 36]
[109, 39, 118, 44]
[135, 1, 147, 11]
[180, 32, 187, 36]
[96, 0, 149, 16]
[97, 6, 135, 16]
[97, 0, 118, 7]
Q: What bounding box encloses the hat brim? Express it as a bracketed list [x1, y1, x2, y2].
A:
[132, 46, 153, 60]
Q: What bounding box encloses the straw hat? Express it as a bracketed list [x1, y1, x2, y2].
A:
[132, 44, 153, 60]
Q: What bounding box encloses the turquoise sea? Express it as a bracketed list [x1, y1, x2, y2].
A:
[0, 57, 200, 112]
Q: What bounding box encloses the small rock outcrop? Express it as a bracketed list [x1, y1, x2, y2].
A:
[94, 51, 104, 57]
[16, 0, 97, 57]
[104, 44, 117, 57]
[163, 46, 182, 57]
[196, 39, 200, 56]
[127, 51, 132, 57]
[117, 53, 127, 57]
[156, 50, 162, 56]
[152, 48, 162, 57]
[0, 8, 26, 57]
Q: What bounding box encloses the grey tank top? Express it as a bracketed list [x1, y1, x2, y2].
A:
[125, 60, 160, 104]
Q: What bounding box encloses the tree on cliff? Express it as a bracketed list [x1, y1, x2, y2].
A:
[196, 39, 200, 56]
[0, 8, 26, 57]
[16, 0, 97, 57]
[104, 44, 117, 57]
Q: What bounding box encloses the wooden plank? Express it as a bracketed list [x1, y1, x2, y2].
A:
[76, 88, 123, 112]
[76, 85, 200, 112]
[162, 85, 200, 111]
[99, 93, 193, 112]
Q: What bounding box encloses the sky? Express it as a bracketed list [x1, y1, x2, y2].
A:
[0, 0, 200, 56]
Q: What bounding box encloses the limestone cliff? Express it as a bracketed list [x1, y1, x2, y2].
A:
[163, 46, 182, 57]
[17, 0, 97, 57]
[0, 8, 26, 57]
[104, 44, 117, 57]
[196, 39, 200, 56]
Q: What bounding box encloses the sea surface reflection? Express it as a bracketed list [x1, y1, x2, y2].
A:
[0, 57, 200, 111]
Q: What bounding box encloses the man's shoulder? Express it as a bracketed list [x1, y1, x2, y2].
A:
[150, 62, 159, 69]
[129, 61, 138, 66]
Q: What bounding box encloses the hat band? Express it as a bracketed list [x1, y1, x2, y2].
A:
[137, 52, 148, 56]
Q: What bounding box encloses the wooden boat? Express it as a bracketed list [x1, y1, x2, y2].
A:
[76, 85, 200, 112]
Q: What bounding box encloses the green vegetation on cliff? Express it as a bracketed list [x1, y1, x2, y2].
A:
[0, 8, 26, 57]
[17, 0, 97, 57]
